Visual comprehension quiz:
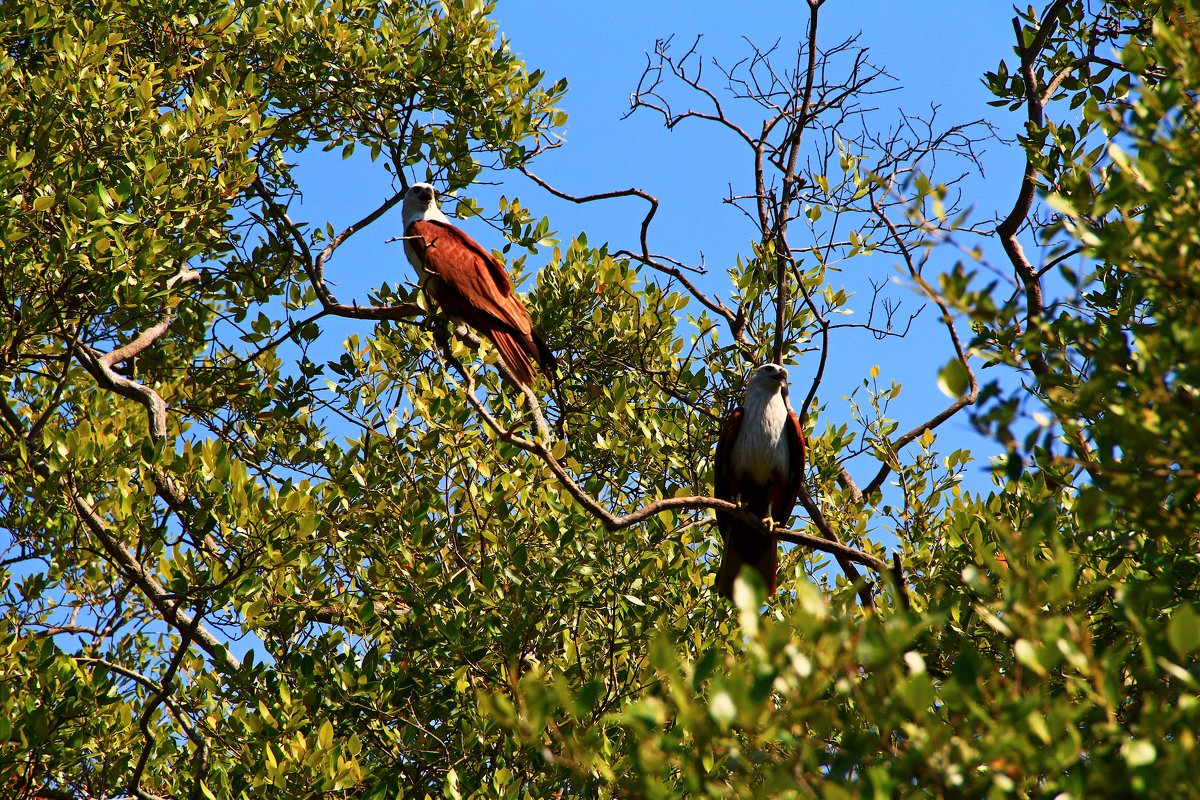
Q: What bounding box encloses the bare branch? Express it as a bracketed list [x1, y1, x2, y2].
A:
[251, 177, 422, 322]
[520, 166, 745, 332]
[630, 36, 758, 147]
[795, 263, 830, 425]
[518, 167, 659, 262]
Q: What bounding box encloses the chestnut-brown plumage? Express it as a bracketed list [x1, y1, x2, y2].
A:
[401, 184, 554, 387]
[714, 364, 806, 599]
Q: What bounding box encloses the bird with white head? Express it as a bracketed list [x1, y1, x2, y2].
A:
[713, 363, 806, 599]
[401, 183, 555, 387]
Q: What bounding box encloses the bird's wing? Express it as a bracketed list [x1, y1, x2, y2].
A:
[778, 409, 807, 521]
[714, 408, 744, 503]
[714, 405, 784, 599]
[406, 219, 534, 334]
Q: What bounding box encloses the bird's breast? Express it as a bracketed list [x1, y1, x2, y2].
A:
[731, 393, 791, 484]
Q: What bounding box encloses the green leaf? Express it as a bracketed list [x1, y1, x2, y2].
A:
[318, 719, 334, 749]
[734, 573, 764, 637]
[1167, 604, 1200, 656]
[936, 358, 969, 399]
[1124, 739, 1157, 768]
[709, 690, 736, 729]
[1014, 639, 1046, 676]
[444, 767, 462, 800]
[1044, 191, 1079, 219]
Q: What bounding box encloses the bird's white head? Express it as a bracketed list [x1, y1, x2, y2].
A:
[745, 362, 791, 404]
[748, 363, 788, 390]
[402, 182, 450, 226]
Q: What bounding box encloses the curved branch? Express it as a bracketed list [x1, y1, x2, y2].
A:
[518, 167, 658, 260]
[995, 12, 1057, 336]
[75, 657, 205, 745]
[437, 335, 891, 596]
[773, 515, 882, 575]
[251, 177, 422, 322]
[520, 167, 744, 335]
[313, 187, 407, 281]
[128, 616, 199, 797]
[75, 268, 201, 441]
[995, 2, 1099, 478]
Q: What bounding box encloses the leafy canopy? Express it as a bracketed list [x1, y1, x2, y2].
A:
[2, 1, 1199, 798]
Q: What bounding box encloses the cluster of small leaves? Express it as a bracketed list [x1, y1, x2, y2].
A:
[491, 472, 1200, 798]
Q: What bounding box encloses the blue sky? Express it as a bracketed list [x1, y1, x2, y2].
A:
[295, 3, 1060, 497]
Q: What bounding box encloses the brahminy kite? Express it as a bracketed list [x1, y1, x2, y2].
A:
[401, 183, 555, 387]
[713, 363, 806, 599]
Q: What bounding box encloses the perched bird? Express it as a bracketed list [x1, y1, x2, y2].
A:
[713, 363, 806, 599]
[401, 183, 555, 387]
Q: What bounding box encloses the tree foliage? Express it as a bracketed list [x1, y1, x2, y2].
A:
[2, 0, 1198, 798]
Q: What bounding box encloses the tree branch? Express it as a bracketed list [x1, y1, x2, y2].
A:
[519, 166, 746, 335]
[796, 485, 875, 608]
[995, 1, 1100, 479]
[861, 197, 979, 499]
[67, 486, 240, 673]
[772, 0, 823, 364]
[128, 613, 200, 798]
[74, 268, 200, 441]
[251, 176, 422, 322]
[436, 335, 892, 598]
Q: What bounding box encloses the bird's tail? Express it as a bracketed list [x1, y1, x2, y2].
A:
[487, 329, 555, 387]
[714, 549, 742, 600]
[715, 523, 778, 600]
